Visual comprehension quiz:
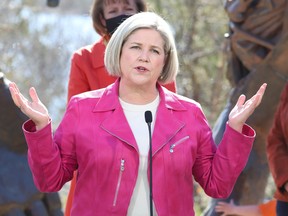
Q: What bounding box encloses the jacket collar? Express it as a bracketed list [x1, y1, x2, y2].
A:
[92, 78, 187, 112]
[93, 78, 187, 154]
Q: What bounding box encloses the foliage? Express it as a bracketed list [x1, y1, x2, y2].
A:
[0, 0, 96, 126]
[148, 0, 231, 126]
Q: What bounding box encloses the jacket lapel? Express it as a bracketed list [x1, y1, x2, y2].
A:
[101, 106, 138, 151]
[151, 86, 186, 155]
[93, 79, 138, 151]
[92, 80, 187, 154]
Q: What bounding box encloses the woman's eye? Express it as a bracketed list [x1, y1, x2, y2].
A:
[131, 46, 140, 49]
[107, 10, 117, 14]
[151, 49, 160, 54]
[124, 7, 135, 13]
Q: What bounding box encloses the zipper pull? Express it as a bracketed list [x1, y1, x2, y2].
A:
[120, 159, 125, 171]
[170, 144, 176, 153]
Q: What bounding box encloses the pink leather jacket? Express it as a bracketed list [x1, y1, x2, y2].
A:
[23, 79, 255, 216]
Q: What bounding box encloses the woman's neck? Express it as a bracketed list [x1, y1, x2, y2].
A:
[119, 82, 159, 105]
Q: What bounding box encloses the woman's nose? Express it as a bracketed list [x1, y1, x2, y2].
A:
[138, 52, 150, 62]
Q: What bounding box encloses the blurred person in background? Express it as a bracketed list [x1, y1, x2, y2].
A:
[267, 83, 288, 216]
[215, 199, 276, 216]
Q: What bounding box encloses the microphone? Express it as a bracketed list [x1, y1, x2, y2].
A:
[145, 110, 153, 124]
[144, 111, 153, 216]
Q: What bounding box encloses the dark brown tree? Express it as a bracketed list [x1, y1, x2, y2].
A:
[203, 0, 288, 215]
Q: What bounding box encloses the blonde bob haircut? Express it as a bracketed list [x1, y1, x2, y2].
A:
[104, 12, 179, 84]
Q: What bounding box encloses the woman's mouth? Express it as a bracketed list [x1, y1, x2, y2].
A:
[135, 66, 148, 72]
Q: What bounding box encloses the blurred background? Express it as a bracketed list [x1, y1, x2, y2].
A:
[1, 0, 230, 127]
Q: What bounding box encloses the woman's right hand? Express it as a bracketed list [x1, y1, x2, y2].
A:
[9, 82, 50, 130]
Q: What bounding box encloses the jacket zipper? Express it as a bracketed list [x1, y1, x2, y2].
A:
[113, 159, 125, 206]
[169, 136, 189, 153]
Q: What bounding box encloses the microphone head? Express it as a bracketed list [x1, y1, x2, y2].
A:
[145, 111, 153, 123]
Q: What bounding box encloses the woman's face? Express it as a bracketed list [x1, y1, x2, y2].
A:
[102, 0, 138, 19]
[120, 28, 166, 89]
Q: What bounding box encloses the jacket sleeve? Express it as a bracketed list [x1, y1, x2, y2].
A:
[23, 98, 79, 192]
[267, 84, 288, 198]
[192, 107, 255, 198]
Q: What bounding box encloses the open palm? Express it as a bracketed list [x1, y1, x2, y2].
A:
[9, 82, 50, 130]
[228, 83, 267, 132]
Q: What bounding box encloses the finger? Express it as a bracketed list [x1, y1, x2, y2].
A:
[12, 90, 27, 111]
[9, 82, 30, 110]
[215, 207, 223, 212]
[236, 94, 246, 107]
[10, 82, 22, 97]
[254, 83, 267, 106]
[257, 83, 267, 95]
[9, 82, 21, 107]
[15, 91, 29, 111]
[249, 83, 267, 105]
[29, 87, 40, 103]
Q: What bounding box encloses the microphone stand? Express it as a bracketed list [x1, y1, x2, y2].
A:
[148, 120, 153, 216]
[145, 111, 153, 216]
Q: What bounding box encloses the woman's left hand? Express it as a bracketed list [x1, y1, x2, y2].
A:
[228, 83, 267, 132]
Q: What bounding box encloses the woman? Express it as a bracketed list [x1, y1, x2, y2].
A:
[9, 12, 266, 215]
[66, 1, 168, 214]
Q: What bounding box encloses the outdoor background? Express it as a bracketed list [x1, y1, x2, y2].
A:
[0, 0, 275, 215]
